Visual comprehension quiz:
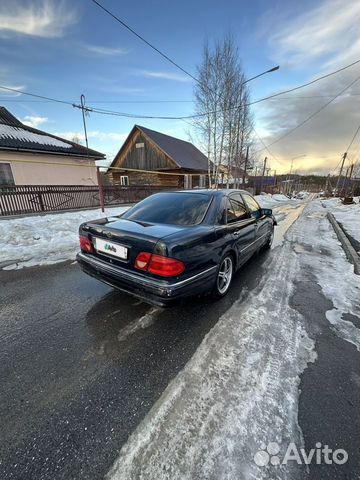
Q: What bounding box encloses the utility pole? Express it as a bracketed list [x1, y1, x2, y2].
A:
[258, 157, 267, 195]
[242, 145, 249, 186]
[80, 94, 89, 155]
[341, 166, 350, 195]
[335, 152, 347, 195]
[348, 163, 355, 196]
[80, 94, 104, 212]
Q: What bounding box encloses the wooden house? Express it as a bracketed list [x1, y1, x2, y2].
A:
[107, 125, 209, 188]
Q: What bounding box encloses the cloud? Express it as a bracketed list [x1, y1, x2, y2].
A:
[55, 131, 128, 143]
[22, 115, 48, 127]
[254, 0, 360, 174]
[0, 0, 77, 38]
[140, 70, 191, 82]
[265, 0, 360, 66]
[84, 44, 129, 56]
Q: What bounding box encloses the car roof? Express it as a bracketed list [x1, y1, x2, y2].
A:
[176, 189, 250, 196]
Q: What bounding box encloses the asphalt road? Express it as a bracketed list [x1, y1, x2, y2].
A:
[0, 202, 359, 480]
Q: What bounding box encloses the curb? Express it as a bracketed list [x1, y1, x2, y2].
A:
[327, 212, 360, 275]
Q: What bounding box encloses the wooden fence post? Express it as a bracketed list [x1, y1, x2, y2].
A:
[96, 167, 105, 213]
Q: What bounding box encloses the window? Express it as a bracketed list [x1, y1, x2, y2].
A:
[120, 175, 129, 186]
[226, 194, 248, 224]
[242, 193, 261, 219]
[199, 175, 206, 188]
[0, 163, 15, 185]
[184, 174, 192, 189]
[122, 192, 212, 225]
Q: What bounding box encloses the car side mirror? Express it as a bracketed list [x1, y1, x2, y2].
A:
[261, 208, 273, 216]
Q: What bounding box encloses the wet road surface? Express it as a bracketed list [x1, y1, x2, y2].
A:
[1, 201, 358, 479]
[0, 244, 273, 479]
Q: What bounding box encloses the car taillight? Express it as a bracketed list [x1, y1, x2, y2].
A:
[79, 235, 94, 253]
[135, 251, 152, 270]
[135, 252, 185, 277]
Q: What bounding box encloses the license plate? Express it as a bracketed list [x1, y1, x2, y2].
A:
[94, 237, 128, 260]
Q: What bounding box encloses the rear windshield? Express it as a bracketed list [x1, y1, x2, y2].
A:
[122, 192, 212, 225]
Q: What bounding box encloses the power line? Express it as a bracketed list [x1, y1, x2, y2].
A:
[253, 74, 360, 154]
[0, 85, 77, 107]
[252, 129, 281, 164]
[2, 93, 360, 104]
[0, 98, 195, 104]
[1, 58, 359, 121]
[88, 59, 360, 120]
[249, 59, 360, 106]
[89, 0, 199, 85]
[345, 123, 360, 153]
[82, 59, 360, 120]
[330, 156, 344, 175]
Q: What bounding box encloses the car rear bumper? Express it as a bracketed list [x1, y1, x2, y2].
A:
[76, 252, 217, 307]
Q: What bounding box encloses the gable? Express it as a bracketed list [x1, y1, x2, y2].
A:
[110, 125, 209, 172]
[111, 127, 179, 171]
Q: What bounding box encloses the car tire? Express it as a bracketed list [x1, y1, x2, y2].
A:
[212, 254, 234, 299]
[263, 226, 274, 250]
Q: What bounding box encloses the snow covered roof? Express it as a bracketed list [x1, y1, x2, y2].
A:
[0, 107, 104, 159]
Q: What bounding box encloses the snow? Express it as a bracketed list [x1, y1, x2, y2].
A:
[291, 200, 360, 351]
[0, 124, 72, 149]
[255, 193, 297, 209]
[0, 194, 299, 271]
[106, 210, 317, 480]
[0, 206, 129, 270]
[106, 199, 359, 479]
[320, 197, 360, 244]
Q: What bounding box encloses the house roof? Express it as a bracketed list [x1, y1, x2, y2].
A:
[0, 107, 105, 159]
[111, 125, 209, 172]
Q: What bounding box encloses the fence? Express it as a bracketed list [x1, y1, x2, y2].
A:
[0, 184, 174, 217]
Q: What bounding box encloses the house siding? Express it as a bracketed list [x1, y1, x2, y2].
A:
[0, 151, 98, 186]
[107, 127, 209, 188]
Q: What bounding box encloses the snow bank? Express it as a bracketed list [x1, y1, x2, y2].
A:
[0, 206, 129, 270]
[255, 193, 295, 209]
[293, 200, 360, 351]
[321, 197, 360, 243]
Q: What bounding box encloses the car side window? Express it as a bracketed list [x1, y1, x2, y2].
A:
[242, 194, 261, 219]
[226, 194, 248, 224]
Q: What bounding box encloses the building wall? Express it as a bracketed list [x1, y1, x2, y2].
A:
[0, 151, 98, 185]
[110, 170, 208, 188]
[107, 128, 208, 188]
[110, 170, 182, 187]
[119, 131, 176, 171]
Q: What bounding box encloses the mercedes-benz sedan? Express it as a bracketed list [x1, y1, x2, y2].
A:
[77, 190, 276, 306]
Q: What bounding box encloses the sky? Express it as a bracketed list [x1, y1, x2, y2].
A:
[0, 0, 359, 174]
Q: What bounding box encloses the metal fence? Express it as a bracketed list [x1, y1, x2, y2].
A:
[0, 184, 173, 216]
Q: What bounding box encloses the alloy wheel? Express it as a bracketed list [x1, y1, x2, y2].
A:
[217, 256, 233, 294]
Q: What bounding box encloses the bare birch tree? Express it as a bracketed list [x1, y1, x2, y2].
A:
[193, 35, 253, 188]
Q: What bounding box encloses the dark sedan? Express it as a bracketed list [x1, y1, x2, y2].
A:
[77, 190, 276, 307]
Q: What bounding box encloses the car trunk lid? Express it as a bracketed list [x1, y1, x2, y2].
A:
[82, 217, 187, 272]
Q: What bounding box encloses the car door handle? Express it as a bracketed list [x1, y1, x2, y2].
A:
[233, 230, 241, 236]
